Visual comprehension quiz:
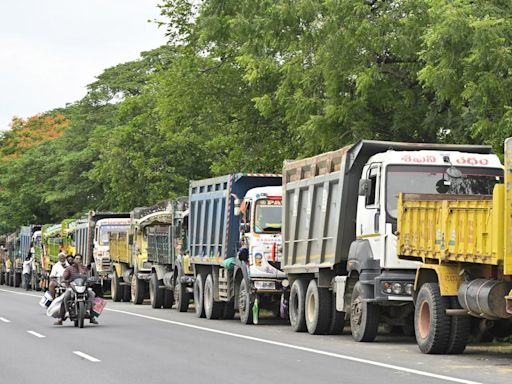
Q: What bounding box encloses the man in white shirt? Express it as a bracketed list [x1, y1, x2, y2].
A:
[48, 253, 69, 298]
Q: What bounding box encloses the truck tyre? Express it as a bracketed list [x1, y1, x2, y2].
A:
[328, 292, 345, 335]
[289, 279, 307, 332]
[222, 300, 235, 320]
[111, 270, 122, 302]
[14, 272, 21, 288]
[149, 273, 164, 309]
[204, 273, 222, 319]
[131, 274, 145, 305]
[446, 297, 470, 354]
[193, 273, 206, 318]
[238, 279, 253, 325]
[305, 279, 331, 335]
[174, 278, 190, 312]
[122, 285, 131, 302]
[414, 283, 451, 354]
[350, 281, 380, 342]
[162, 289, 174, 309]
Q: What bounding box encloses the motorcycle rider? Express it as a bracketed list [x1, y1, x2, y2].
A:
[48, 253, 69, 299]
[54, 254, 98, 325]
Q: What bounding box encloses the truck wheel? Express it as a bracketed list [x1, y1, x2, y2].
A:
[222, 300, 235, 320]
[350, 281, 380, 342]
[204, 274, 223, 319]
[131, 274, 145, 305]
[14, 272, 21, 288]
[328, 291, 345, 335]
[414, 283, 451, 354]
[162, 289, 174, 309]
[446, 297, 470, 354]
[238, 279, 253, 325]
[289, 279, 307, 332]
[305, 279, 331, 335]
[174, 277, 190, 312]
[111, 270, 122, 302]
[193, 273, 206, 318]
[149, 273, 164, 309]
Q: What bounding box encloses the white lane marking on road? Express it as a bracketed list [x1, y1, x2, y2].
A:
[105, 308, 483, 384]
[0, 317, 11, 323]
[27, 331, 46, 338]
[73, 351, 100, 362]
[0, 288, 40, 298]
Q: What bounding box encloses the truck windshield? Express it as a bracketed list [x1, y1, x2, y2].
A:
[99, 225, 129, 245]
[254, 199, 282, 234]
[386, 165, 503, 219]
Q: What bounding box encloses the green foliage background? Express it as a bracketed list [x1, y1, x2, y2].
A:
[1, 0, 511, 232]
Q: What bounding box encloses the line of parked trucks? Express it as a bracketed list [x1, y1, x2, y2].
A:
[1, 139, 511, 354]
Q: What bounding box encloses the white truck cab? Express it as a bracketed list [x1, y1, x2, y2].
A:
[239, 186, 285, 280]
[93, 218, 131, 277]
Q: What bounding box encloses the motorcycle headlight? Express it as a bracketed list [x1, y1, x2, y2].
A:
[74, 286, 86, 293]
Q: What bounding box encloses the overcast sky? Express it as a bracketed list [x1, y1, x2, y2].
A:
[0, 1, 167, 131]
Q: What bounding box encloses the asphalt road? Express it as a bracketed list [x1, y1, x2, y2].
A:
[0, 287, 510, 384]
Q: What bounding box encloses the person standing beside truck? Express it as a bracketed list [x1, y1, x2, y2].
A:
[22, 254, 33, 290]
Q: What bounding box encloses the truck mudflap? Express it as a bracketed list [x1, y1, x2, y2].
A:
[506, 290, 512, 315]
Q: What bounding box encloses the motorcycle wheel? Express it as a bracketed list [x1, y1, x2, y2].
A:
[78, 301, 85, 328]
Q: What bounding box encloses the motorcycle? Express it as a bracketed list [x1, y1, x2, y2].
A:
[66, 277, 98, 328]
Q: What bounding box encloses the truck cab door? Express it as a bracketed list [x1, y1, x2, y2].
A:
[356, 164, 385, 261]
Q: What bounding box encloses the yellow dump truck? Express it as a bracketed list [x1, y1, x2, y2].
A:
[398, 139, 512, 354]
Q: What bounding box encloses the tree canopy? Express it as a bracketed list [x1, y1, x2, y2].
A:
[0, 0, 511, 232]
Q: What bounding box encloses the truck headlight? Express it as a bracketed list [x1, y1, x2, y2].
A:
[281, 279, 290, 288]
[404, 283, 414, 295]
[391, 282, 403, 295]
[254, 281, 276, 290]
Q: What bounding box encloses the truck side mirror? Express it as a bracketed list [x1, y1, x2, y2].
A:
[358, 179, 371, 197]
[234, 198, 241, 216]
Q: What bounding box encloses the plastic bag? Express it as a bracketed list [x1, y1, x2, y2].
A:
[46, 294, 65, 318]
[39, 291, 53, 308]
[91, 297, 107, 317]
[220, 257, 236, 271]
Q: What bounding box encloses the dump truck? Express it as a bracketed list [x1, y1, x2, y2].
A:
[145, 198, 192, 311]
[4, 232, 20, 287]
[110, 207, 158, 304]
[190, 174, 286, 324]
[75, 211, 130, 290]
[397, 141, 510, 354]
[19, 225, 42, 290]
[282, 140, 501, 341]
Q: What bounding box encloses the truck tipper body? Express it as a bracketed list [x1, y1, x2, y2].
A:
[189, 174, 286, 324]
[282, 140, 498, 341]
[19, 224, 41, 290]
[145, 198, 193, 311]
[397, 141, 509, 354]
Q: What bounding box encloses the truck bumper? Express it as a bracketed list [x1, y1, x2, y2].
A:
[373, 270, 416, 304]
[252, 278, 289, 294]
